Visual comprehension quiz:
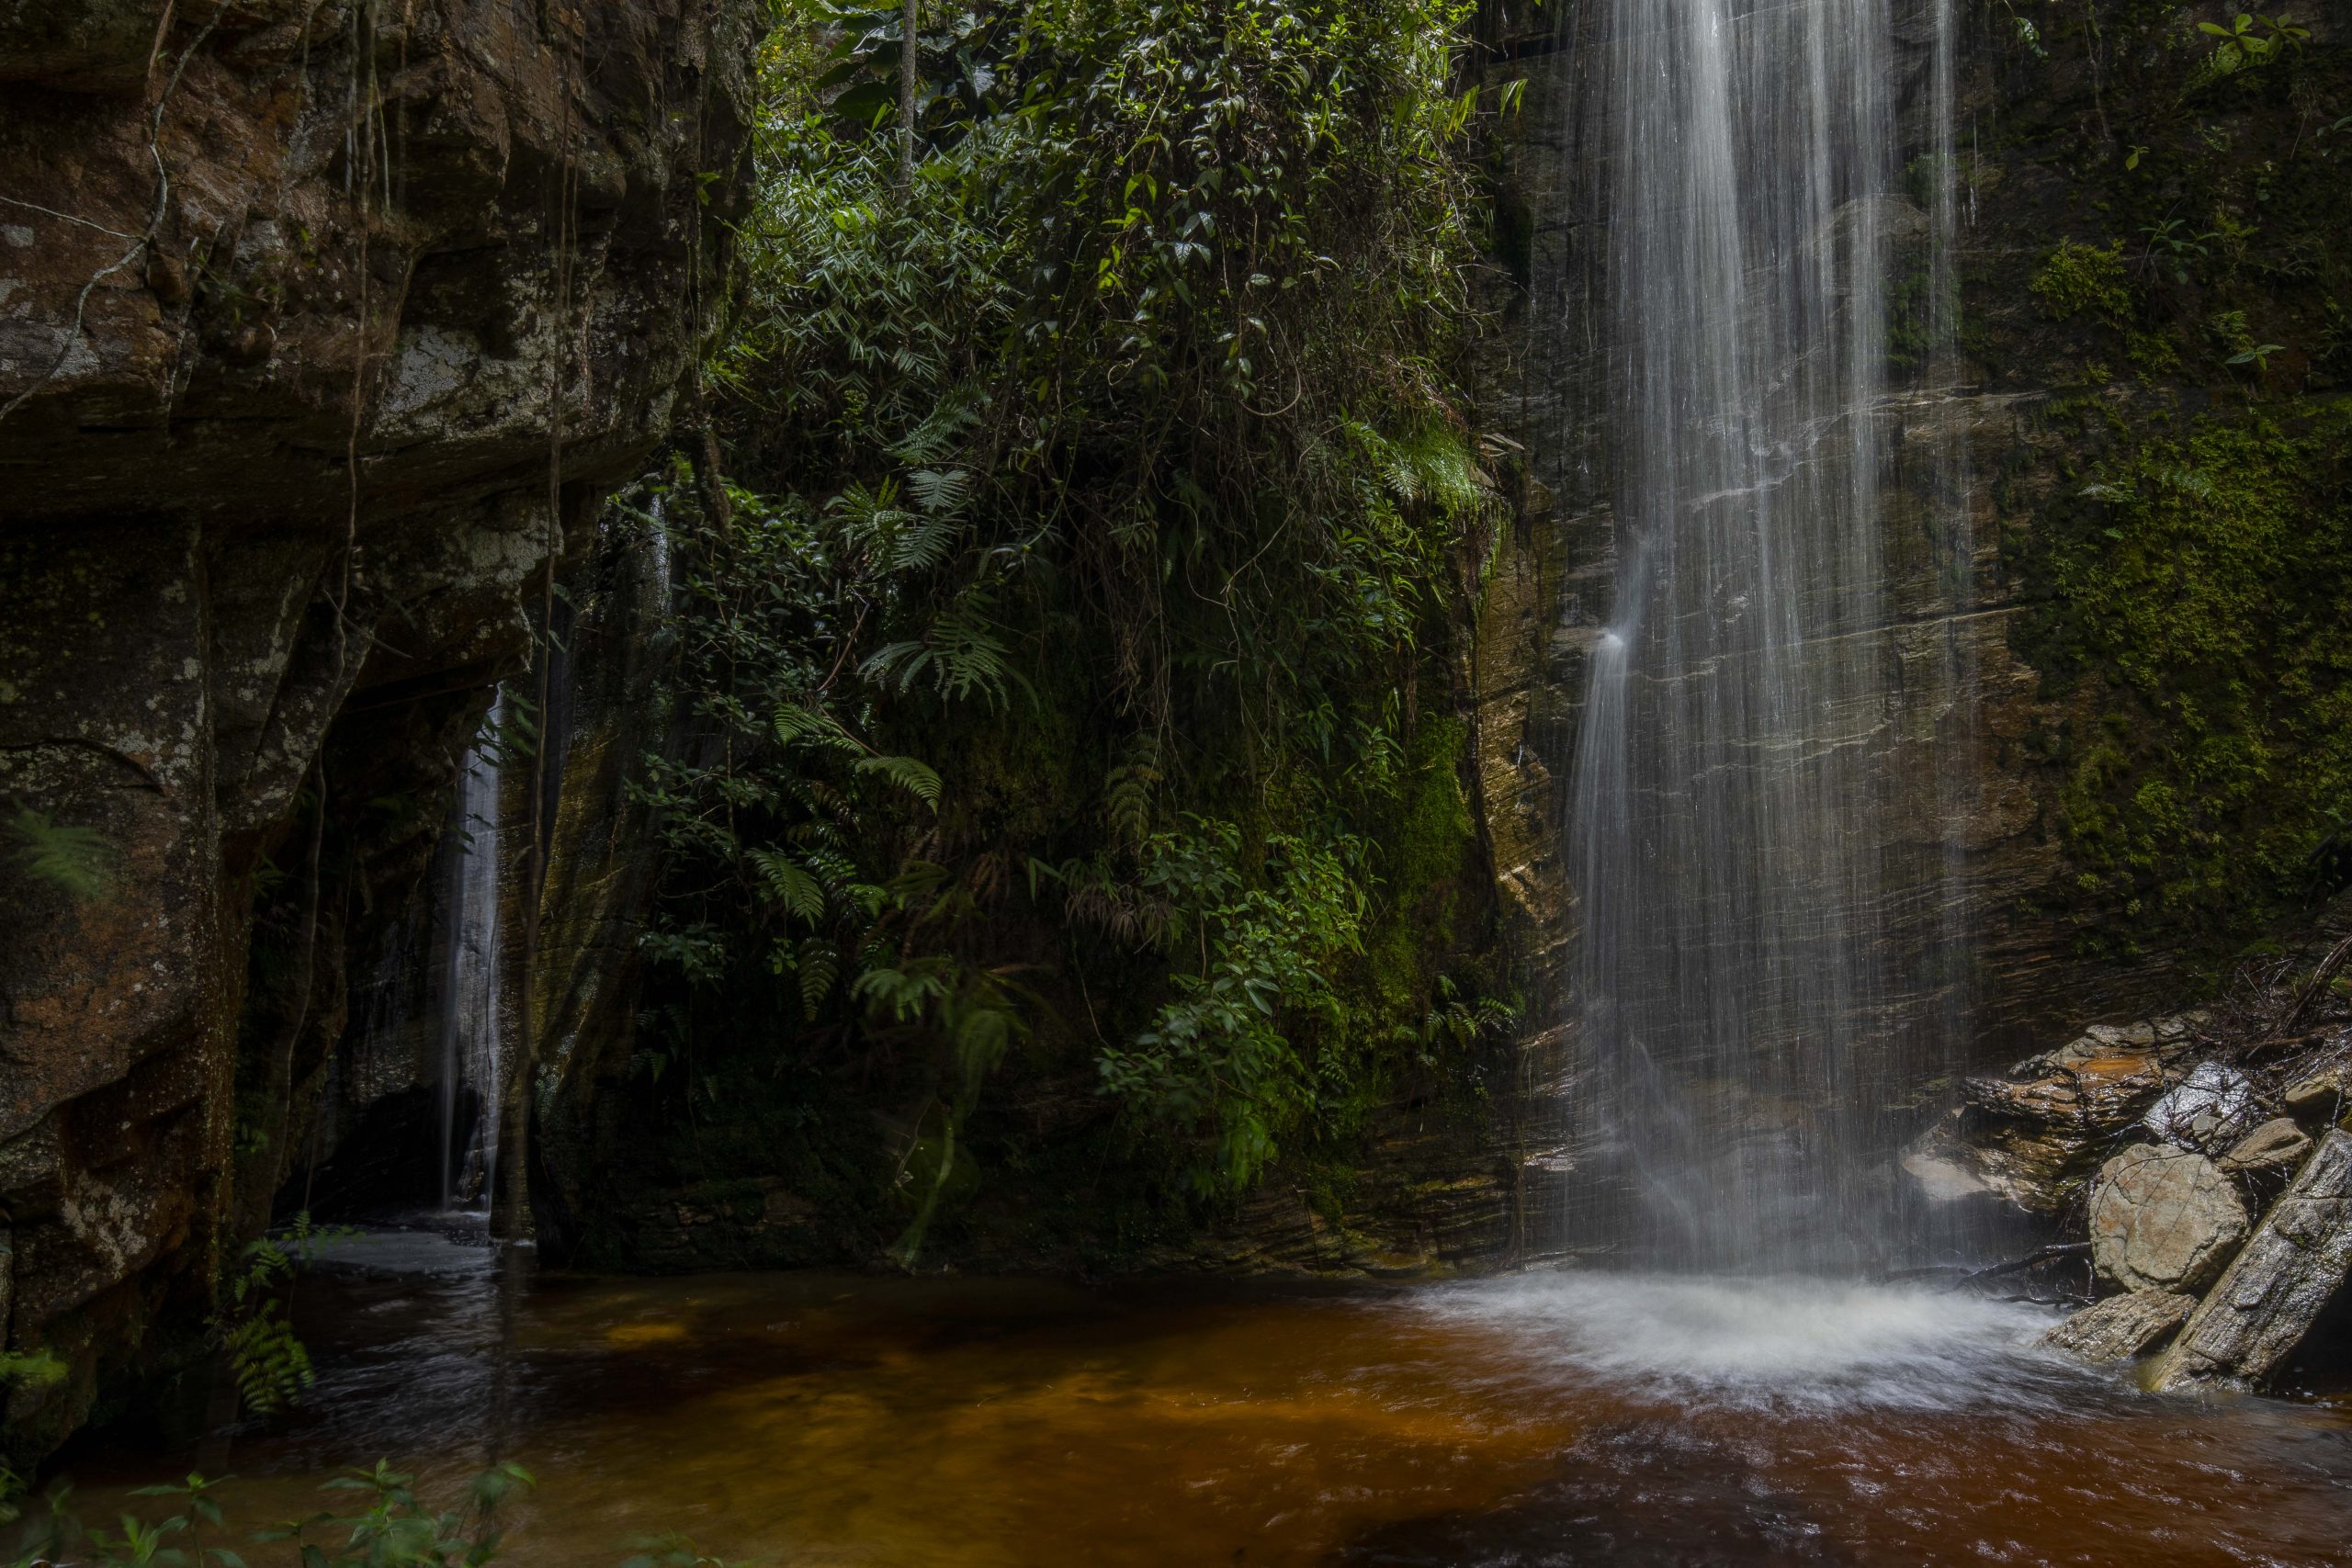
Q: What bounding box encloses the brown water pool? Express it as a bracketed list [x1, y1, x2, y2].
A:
[42, 1229, 2352, 1565]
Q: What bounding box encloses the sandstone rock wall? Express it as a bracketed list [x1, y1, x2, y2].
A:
[0, 0, 748, 1461]
[1468, 0, 2312, 1242]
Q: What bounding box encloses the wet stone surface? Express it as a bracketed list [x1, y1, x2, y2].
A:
[2089, 1143, 2250, 1293]
[2042, 1290, 2196, 1365]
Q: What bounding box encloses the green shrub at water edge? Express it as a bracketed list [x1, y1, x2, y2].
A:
[2, 1464, 736, 1568]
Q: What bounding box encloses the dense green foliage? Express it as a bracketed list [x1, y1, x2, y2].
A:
[2, 1462, 727, 1568]
[1987, 1, 2352, 953]
[621, 0, 1512, 1257]
[2022, 405, 2350, 941]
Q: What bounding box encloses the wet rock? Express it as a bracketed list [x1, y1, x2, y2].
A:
[1899, 1120, 2000, 1202]
[1904, 1017, 2205, 1213]
[0, 0, 752, 1466]
[2088, 1144, 2249, 1293]
[2041, 1291, 2196, 1364]
[2154, 1130, 2352, 1391]
[2142, 1061, 2257, 1153]
[2282, 1063, 2346, 1125]
[2219, 1119, 2313, 1177]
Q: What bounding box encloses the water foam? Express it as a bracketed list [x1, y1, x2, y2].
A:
[1417, 1272, 2087, 1414]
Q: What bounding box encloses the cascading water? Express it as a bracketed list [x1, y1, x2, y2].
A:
[647, 492, 673, 604]
[439, 694, 507, 1213]
[1563, 0, 1965, 1269]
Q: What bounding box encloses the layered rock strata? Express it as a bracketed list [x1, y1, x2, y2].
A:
[1900, 1016, 2207, 1216]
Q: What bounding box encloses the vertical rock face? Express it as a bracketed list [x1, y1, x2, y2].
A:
[1474, 1, 2343, 1251]
[0, 0, 748, 1460]
[1484, 0, 2053, 1251]
[528, 507, 678, 1249]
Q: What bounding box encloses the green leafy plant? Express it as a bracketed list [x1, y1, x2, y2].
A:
[2224, 340, 2286, 379]
[1, 1463, 747, 1568]
[0, 1350, 67, 1393]
[619, 1536, 735, 1568]
[114, 1473, 241, 1568]
[2141, 217, 2217, 285]
[1986, 0, 2047, 58]
[2018, 403, 2352, 945]
[615, 0, 1513, 1261]
[256, 1461, 536, 1568]
[2030, 238, 2133, 323]
[206, 1214, 352, 1419]
[2194, 12, 2309, 83]
[6, 806, 119, 901]
[1096, 821, 1370, 1196]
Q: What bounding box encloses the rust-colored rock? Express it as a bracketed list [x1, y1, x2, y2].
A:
[1903, 1017, 2205, 1215]
[0, 0, 749, 1463]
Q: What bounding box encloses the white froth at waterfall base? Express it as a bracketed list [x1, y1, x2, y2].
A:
[1414, 1272, 2086, 1414]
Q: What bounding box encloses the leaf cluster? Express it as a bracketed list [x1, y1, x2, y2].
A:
[6, 1463, 548, 1568]
[634, 0, 1510, 1225]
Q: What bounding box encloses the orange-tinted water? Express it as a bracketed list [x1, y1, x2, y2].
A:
[47, 1232, 2352, 1566]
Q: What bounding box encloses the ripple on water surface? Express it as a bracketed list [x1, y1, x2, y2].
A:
[42, 1246, 2352, 1568]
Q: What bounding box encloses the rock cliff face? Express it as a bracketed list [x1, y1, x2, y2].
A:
[1473, 0, 2349, 1246]
[0, 0, 747, 1460]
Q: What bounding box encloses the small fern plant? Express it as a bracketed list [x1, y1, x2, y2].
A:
[6, 805, 118, 901]
[207, 1213, 353, 1418]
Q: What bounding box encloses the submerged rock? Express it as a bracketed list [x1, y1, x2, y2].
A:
[2041, 1291, 2196, 1364]
[2154, 1130, 2352, 1391]
[2088, 1144, 2249, 1293]
[2219, 1119, 2313, 1177]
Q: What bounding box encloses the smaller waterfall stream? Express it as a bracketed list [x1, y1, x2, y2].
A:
[438, 694, 507, 1214]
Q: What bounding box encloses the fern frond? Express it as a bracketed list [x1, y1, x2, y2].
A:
[7, 807, 118, 901]
[797, 939, 842, 1014]
[854, 961, 948, 1022]
[891, 514, 960, 572]
[905, 467, 974, 515]
[223, 1303, 314, 1416]
[773, 705, 859, 751]
[857, 607, 1026, 711]
[1102, 749, 1161, 852]
[855, 754, 942, 808]
[888, 384, 988, 467]
[748, 849, 828, 921]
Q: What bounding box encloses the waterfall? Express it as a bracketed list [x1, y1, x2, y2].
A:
[647, 492, 673, 606]
[440, 693, 507, 1214]
[1563, 0, 1965, 1269]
